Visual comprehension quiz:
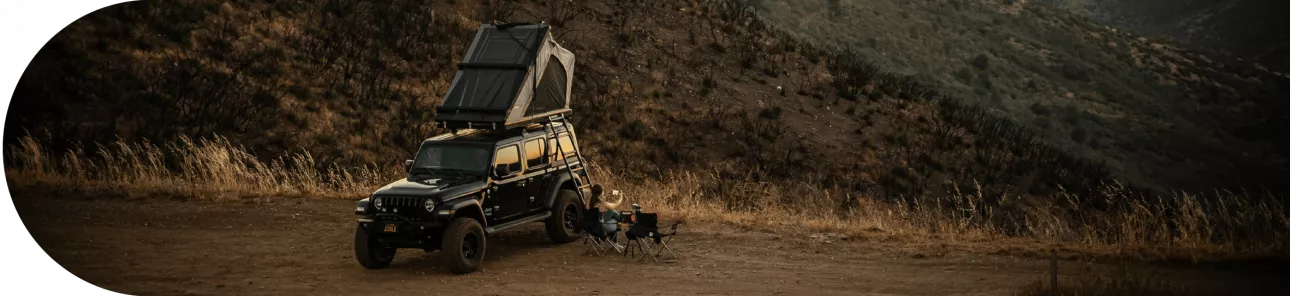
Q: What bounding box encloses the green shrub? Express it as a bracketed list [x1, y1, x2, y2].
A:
[971, 53, 990, 70]
[1071, 127, 1088, 143]
[620, 119, 647, 140]
[954, 68, 975, 84]
[1030, 103, 1052, 116]
[759, 106, 783, 120]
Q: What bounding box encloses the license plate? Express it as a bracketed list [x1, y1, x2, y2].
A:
[383, 224, 398, 233]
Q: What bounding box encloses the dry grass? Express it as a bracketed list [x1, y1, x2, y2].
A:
[7, 135, 1289, 261]
[596, 161, 1290, 262]
[6, 135, 397, 199]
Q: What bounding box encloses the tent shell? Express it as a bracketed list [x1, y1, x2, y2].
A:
[433, 23, 576, 131]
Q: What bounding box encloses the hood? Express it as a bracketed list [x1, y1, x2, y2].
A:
[371, 177, 487, 200]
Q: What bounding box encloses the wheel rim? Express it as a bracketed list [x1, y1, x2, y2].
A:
[369, 236, 394, 261]
[375, 247, 394, 261]
[461, 232, 479, 259]
[562, 204, 579, 230]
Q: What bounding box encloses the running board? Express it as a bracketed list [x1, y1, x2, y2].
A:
[485, 211, 551, 234]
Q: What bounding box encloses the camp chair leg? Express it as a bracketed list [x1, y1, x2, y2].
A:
[602, 232, 624, 255]
[630, 241, 643, 261]
[637, 241, 661, 263]
[626, 239, 648, 261]
[649, 235, 679, 260]
[596, 238, 612, 256]
[585, 236, 609, 256]
[589, 239, 603, 256]
[647, 245, 663, 263]
[652, 241, 679, 261]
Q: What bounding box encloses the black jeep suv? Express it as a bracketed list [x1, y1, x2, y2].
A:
[353, 121, 591, 274]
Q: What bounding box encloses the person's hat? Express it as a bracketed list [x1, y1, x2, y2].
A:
[599, 189, 623, 209]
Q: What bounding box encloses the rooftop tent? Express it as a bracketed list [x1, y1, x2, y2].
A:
[434, 23, 577, 130]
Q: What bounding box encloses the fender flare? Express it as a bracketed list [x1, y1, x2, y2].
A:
[444, 197, 487, 228]
[543, 172, 575, 209]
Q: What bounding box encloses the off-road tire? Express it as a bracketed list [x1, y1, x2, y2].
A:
[354, 225, 396, 269]
[545, 189, 582, 244]
[441, 218, 485, 274]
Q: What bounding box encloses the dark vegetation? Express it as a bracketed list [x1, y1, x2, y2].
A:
[9, 0, 470, 166]
[747, 0, 1290, 195]
[1037, 0, 1290, 72]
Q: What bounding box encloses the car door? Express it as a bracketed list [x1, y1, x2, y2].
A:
[486, 144, 528, 221]
[520, 137, 552, 213]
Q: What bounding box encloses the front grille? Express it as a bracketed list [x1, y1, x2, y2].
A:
[379, 195, 424, 208]
[374, 195, 433, 219]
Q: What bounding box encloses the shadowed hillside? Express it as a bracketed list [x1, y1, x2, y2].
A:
[747, 0, 1290, 194]
[1036, 0, 1290, 71]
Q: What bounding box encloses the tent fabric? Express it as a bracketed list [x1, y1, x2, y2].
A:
[441, 69, 526, 112]
[525, 57, 567, 116]
[435, 23, 575, 130]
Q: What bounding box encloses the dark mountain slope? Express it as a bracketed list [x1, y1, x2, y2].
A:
[748, 0, 1290, 193]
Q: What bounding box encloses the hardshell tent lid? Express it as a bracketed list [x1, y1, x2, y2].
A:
[434, 23, 576, 130]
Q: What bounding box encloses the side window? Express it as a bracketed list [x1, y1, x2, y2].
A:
[547, 132, 577, 161]
[523, 138, 546, 169]
[493, 145, 521, 178]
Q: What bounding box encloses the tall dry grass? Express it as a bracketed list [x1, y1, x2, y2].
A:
[6, 136, 1289, 260]
[596, 164, 1290, 261]
[6, 135, 397, 198]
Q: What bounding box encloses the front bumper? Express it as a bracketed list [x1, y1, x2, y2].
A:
[358, 216, 445, 248]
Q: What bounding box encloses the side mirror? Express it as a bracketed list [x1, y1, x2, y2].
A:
[494, 164, 511, 177]
[509, 162, 522, 174]
[405, 159, 414, 172]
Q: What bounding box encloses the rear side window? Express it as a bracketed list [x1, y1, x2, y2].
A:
[523, 139, 546, 168]
[493, 145, 521, 177]
[547, 133, 576, 160]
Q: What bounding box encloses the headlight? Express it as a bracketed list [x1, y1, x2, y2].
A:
[355, 198, 370, 215]
[424, 199, 437, 212]
[373, 197, 384, 210]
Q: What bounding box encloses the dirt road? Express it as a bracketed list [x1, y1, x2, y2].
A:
[11, 192, 1287, 295]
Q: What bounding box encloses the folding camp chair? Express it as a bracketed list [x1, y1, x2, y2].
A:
[650, 220, 682, 262]
[581, 208, 622, 255]
[623, 213, 681, 262]
[623, 213, 658, 262]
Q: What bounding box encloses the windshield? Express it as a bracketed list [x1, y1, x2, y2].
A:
[411, 144, 491, 175]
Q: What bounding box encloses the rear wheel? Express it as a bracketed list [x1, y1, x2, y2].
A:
[545, 189, 582, 244]
[441, 218, 485, 274]
[354, 225, 396, 269]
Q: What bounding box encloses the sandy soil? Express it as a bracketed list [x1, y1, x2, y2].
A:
[10, 193, 1288, 296]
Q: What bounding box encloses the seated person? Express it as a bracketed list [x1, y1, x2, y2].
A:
[597, 188, 625, 250]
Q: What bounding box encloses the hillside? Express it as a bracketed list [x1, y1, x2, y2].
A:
[8, 0, 1116, 197]
[5, 0, 1290, 260]
[747, 0, 1290, 194]
[1035, 0, 1290, 71]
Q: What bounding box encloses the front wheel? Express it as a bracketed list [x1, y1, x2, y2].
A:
[354, 225, 396, 269]
[545, 189, 582, 244]
[441, 218, 485, 274]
